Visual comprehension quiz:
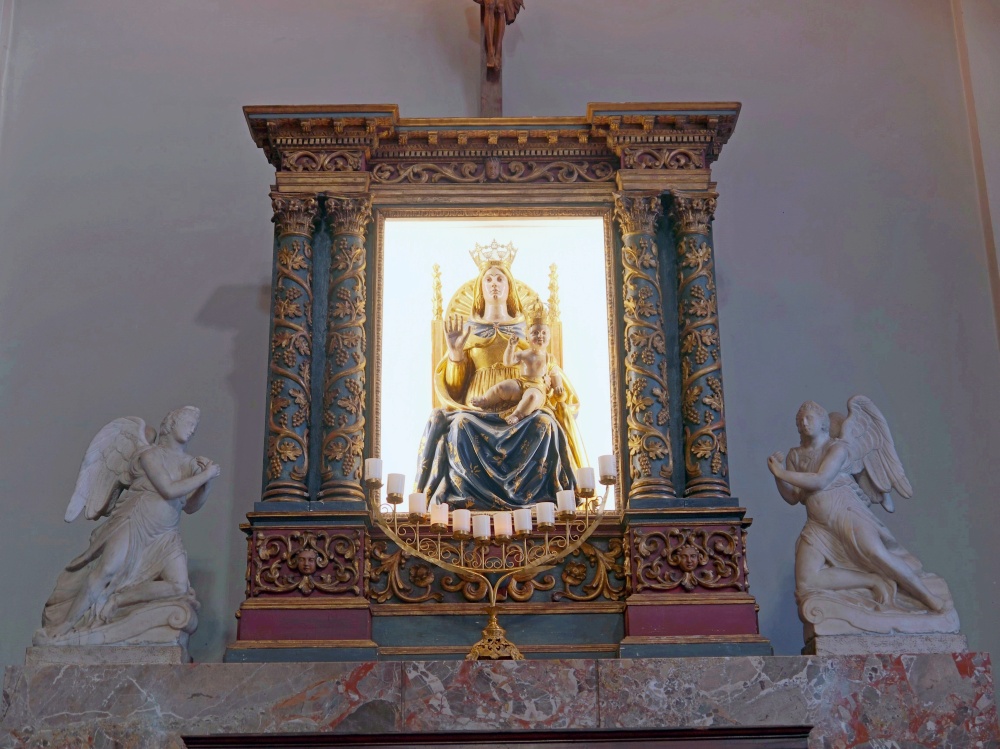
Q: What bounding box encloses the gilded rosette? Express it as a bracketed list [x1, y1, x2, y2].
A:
[319, 196, 373, 502]
[262, 194, 318, 501]
[614, 192, 675, 502]
[670, 191, 730, 498]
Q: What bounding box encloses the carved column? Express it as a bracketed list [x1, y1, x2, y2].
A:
[670, 191, 730, 498]
[261, 194, 319, 502]
[614, 192, 676, 504]
[318, 195, 373, 503]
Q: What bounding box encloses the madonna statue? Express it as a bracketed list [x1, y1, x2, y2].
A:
[415, 243, 587, 510]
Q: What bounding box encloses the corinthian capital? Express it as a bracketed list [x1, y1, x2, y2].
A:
[613, 192, 664, 236]
[669, 191, 718, 236]
[326, 195, 373, 237]
[271, 194, 319, 238]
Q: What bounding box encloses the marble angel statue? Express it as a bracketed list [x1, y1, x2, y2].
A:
[767, 396, 960, 639]
[33, 407, 220, 649]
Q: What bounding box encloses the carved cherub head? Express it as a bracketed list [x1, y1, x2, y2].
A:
[675, 544, 703, 573]
[293, 548, 319, 575]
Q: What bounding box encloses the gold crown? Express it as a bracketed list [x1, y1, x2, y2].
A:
[470, 239, 518, 271]
[528, 302, 549, 327]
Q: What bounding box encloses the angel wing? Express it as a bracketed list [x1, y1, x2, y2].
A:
[63, 416, 152, 522]
[832, 396, 912, 512]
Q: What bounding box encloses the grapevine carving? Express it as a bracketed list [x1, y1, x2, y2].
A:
[263, 195, 318, 499]
[614, 192, 674, 496]
[320, 197, 372, 500]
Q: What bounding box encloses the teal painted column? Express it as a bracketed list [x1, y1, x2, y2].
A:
[318, 195, 373, 504]
[261, 194, 319, 502]
[669, 190, 731, 498]
[613, 191, 677, 505]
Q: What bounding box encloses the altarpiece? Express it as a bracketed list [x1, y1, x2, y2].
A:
[226, 103, 771, 661]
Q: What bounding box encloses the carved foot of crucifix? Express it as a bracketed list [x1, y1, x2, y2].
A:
[474, 0, 524, 117]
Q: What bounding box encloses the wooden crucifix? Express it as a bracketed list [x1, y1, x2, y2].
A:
[474, 0, 525, 117]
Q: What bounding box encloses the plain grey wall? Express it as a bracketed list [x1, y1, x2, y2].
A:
[0, 0, 997, 666]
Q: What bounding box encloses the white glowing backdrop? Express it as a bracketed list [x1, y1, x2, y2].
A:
[380, 217, 614, 501]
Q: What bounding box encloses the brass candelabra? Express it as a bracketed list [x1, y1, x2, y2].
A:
[363, 464, 615, 660]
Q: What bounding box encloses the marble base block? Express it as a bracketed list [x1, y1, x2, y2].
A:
[24, 644, 190, 667]
[2, 654, 996, 747]
[804, 632, 969, 656]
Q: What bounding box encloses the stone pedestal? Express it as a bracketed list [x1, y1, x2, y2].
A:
[3, 655, 996, 747]
[805, 632, 969, 656]
[24, 645, 189, 667]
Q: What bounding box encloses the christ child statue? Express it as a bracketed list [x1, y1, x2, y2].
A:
[471, 321, 564, 425]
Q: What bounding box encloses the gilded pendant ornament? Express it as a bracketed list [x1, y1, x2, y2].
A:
[319, 196, 372, 501]
[614, 192, 675, 499]
[263, 194, 318, 501]
[671, 191, 730, 497]
[252, 530, 362, 596]
[633, 527, 744, 593]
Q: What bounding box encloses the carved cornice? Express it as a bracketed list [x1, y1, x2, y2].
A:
[326, 195, 373, 237]
[669, 191, 718, 236]
[613, 192, 664, 236]
[270, 194, 318, 238]
[245, 103, 741, 179]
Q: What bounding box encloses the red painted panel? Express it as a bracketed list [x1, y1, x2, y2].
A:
[237, 607, 371, 641]
[625, 602, 760, 637]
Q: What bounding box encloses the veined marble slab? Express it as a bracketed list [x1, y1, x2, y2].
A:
[1, 655, 996, 748]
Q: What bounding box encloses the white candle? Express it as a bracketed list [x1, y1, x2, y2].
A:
[493, 511, 513, 538]
[575, 467, 596, 492]
[598, 455, 616, 480]
[386, 473, 406, 495]
[472, 514, 492, 539]
[430, 502, 449, 527]
[364, 458, 383, 482]
[513, 507, 533, 533]
[535, 502, 556, 526]
[452, 509, 472, 534]
[408, 492, 427, 515]
[556, 489, 577, 513]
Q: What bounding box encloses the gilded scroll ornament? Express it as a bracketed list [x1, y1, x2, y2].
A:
[263, 195, 318, 500]
[252, 530, 362, 596]
[369, 160, 616, 185]
[364, 534, 626, 604]
[633, 527, 744, 593]
[614, 192, 675, 499]
[622, 147, 705, 170]
[320, 196, 372, 501]
[553, 538, 628, 602]
[281, 150, 363, 173]
[367, 539, 443, 604]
